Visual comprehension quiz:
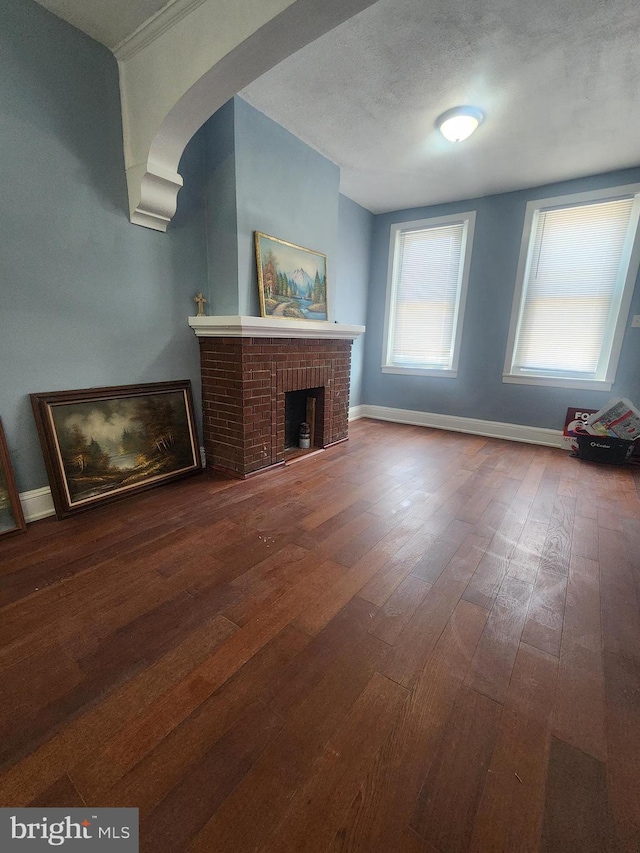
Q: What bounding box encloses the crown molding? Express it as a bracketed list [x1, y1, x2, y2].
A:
[114, 0, 208, 61]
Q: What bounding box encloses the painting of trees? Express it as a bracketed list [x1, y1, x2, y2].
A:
[36, 383, 199, 513]
[256, 232, 328, 320]
[262, 250, 277, 299]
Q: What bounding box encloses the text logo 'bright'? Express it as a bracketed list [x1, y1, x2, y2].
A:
[1, 809, 138, 851]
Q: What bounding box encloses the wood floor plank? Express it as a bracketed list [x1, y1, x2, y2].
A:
[455, 485, 498, 525]
[331, 513, 406, 568]
[603, 651, 640, 852]
[259, 597, 382, 719]
[357, 551, 424, 608]
[222, 543, 321, 626]
[553, 642, 607, 763]
[28, 774, 86, 808]
[368, 574, 431, 646]
[292, 498, 371, 551]
[599, 527, 640, 661]
[521, 568, 567, 657]
[294, 549, 394, 636]
[540, 736, 616, 853]
[508, 516, 548, 584]
[539, 494, 574, 576]
[139, 700, 284, 853]
[597, 504, 625, 533]
[572, 513, 600, 561]
[191, 675, 407, 853]
[470, 498, 509, 541]
[469, 642, 557, 853]
[562, 555, 602, 652]
[553, 555, 606, 761]
[0, 613, 238, 805]
[178, 600, 389, 853]
[314, 510, 379, 561]
[463, 509, 526, 610]
[71, 558, 345, 781]
[465, 574, 533, 703]
[300, 480, 384, 531]
[69, 625, 310, 811]
[207, 673, 408, 853]
[528, 472, 560, 525]
[410, 518, 474, 584]
[0, 644, 82, 748]
[318, 600, 488, 853]
[410, 686, 502, 851]
[380, 534, 489, 688]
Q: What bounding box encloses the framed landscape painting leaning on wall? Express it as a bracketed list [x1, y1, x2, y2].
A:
[255, 231, 328, 321]
[31, 380, 200, 519]
[0, 418, 27, 538]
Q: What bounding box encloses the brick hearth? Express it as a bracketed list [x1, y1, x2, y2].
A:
[199, 336, 354, 477]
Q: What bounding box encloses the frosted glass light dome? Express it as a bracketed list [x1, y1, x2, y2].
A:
[437, 107, 484, 142]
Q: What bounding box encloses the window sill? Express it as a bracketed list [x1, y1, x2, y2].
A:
[382, 366, 458, 378]
[502, 374, 613, 391]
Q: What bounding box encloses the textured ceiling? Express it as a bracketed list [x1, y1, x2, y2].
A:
[33, 0, 170, 49]
[241, 0, 640, 213]
[30, 0, 640, 213]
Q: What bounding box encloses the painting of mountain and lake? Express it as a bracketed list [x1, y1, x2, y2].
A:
[255, 232, 328, 321]
[31, 381, 200, 518]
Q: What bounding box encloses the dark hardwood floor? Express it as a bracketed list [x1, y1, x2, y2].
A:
[1, 418, 639, 852]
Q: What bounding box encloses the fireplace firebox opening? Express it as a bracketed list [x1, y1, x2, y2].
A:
[284, 387, 324, 450]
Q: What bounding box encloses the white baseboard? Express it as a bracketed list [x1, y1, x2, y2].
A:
[359, 404, 564, 448]
[20, 486, 55, 522]
[349, 405, 365, 421]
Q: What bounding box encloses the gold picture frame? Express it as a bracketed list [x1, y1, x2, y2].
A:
[255, 231, 328, 321]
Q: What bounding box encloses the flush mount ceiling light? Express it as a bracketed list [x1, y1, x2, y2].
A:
[436, 106, 484, 142]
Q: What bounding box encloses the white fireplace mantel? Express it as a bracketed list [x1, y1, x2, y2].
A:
[188, 315, 365, 341]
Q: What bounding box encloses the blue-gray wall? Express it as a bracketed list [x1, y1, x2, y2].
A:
[363, 167, 640, 430]
[203, 99, 238, 316]
[202, 96, 341, 318]
[0, 0, 208, 492]
[336, 195, 373, 407]
[234, 97, 341, 318]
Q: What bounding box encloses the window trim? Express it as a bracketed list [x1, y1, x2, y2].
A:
[382, 211, 476, 378]
[503, 183, 640, 391]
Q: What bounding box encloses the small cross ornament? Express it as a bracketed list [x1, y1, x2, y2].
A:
[193, 292, 207, 317]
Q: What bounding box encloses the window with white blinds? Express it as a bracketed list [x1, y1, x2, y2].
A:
[383, 212, 475, 376]
[504, 185, 640, 390]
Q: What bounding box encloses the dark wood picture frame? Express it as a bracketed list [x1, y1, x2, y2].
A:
[0, 418, 27, 538]
[31, 380, 200, 519]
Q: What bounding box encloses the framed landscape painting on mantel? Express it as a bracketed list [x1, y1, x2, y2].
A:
[0, 419, 26, 538]
[31, 380, 200, 519]
[255, 231, 328, 321]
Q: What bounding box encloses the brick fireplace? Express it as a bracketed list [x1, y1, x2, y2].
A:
[189, 316, 365, 478]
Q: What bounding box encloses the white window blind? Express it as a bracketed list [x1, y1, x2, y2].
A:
[507, 190, 640, 387]
[386, 217, 471, 372]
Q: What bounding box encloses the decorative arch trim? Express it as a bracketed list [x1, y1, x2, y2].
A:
[122, 0, 379, 231]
